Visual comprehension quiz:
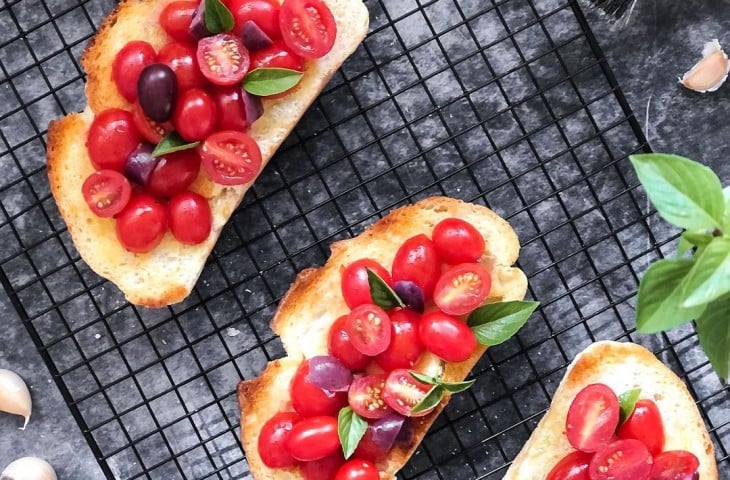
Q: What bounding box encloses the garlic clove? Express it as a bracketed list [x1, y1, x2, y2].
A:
[680, 39, 730, 92]
[0, 369, 32, 429]
[0, 457, 57, 480]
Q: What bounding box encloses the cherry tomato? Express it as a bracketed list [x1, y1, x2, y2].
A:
[334, 460, 379, 480]
[290, 359, 347, 417]
[375, 309, 423, 371]
[589, 439, 652, 480]
[132, 101, 172, 144]
[432, 218, 485, 264]
[546, 451, 593, 480]
[212, 86, 249, 132]
[200, 131, 262, 185]
[86, 109, 141, 172]
[280, 0, 337, 59]
[418, 311, 477, 363]
[301, 452, 345, 480]
[81, 170, 132, 218]
[258, 411, 301, 468]
[146, 149, 201, 199]
[617, 399, 665, 456]
[158, 42, 206, 91]
[353, 425, 386, 463]
[229, 0, 281, 39]
[345, 304, 391, 356]
[284, 416, 340, 462]
[650, 451, 700, 480]
[566, 383, 620, 452]
[433, 263, 491, 316]
[391, 234, 441, 299]
[382, 369, 433, 417]
[197, 33, 250, 86]
[115, 194, 168, 253]
[348, 374, 391, 419]
[112, 41, 156, 102]
[173, 88, 217, 142]
[341, 258, 392, 309]
[250, 40, 304, 71]
[167, 191, 212, 245]
[328, 315, 370, 371]
[159, 1, 197, 44]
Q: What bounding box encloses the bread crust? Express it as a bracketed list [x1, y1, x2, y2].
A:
[45, 0, 370, 307]
[238, 197, 529, 479]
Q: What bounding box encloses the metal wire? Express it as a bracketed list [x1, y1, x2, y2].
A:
[0, 0, 728, 478]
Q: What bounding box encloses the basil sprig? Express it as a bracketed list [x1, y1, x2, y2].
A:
[409, 372, 476, 414]
[337, 406, 367, 459]
[204, 0, 234, 34]
[152, 132, 200, 157]
[366, 268, 404, 310]
[617, 388, 641, 426]
[243, 68, 304, 96]
[467, 300, 540, 346]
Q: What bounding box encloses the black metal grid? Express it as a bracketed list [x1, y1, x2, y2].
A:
[0, 0, 728, 478]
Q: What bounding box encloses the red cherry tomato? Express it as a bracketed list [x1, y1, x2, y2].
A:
[81, 170, 132, 218]
[353, 425, 387, 463]
[345, 304, 391, 356]
[650, 450, 700, 480]
[280, 0, 337, 59]
[418, 311, 477, 363]
[348, 374, 391, 419]
[290, 359, 347, 417]
[432, 218, 485, 264]
[112, 41, 156, 102]
[258, 411, 301, 468]
[132, 101, 172, 144]
[196, 33, 250, 86]
[328, 315, 370, 371]
[391, 234, 441, 299]
[375, 309, 423, 371]
[334, 460, 379, 480]
[115, 194, 168, 253]
[87, 109, 141, 172]
[546, 451, 593, 480]
[284, 416, 340, 462]
[200, 131, 262, 185]
[617, 399, 665, 456]
[589, 439, 652, 480]
[341, 258, 392, 309]
[159, 1, 197, 44]
[566, 383, 620, 452]
[433, 263, 491, 316]
[301, 452, 345, 480]
[229, 0, 281, 39]
[167, 191, 212, 245]
[158, 42, 206, 91]
[212, 86, 249, 132]
[146, 149, 201, 199]
[250, 40, 304, 71]
[382, 369, 433, 417]
[173, 88, 217, 142]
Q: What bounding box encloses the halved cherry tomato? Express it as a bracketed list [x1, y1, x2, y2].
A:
[290, 359, 347, 417]
[546, 451, 592, 480]
[200, 131, 262, 185]
[197, 33, 250, 86]
[345, 304, 391, 356]
[112, 41, 156, 102]
[158, 41, 206, 91]
[229, 0, 281, 39]
[432, 218, 485, 264]
[280, 0, 337, 59]
[167, 191, 212, 245]
[328, 315, 370, 371]
[341, 258, 392, 309]
[382, 369, 433, 417]
[375, 309, 423, 371]
[173, 88, 217, 142]
[284, 416, 340, 462]
[250, 40, 304, 71]
[418, 311, 477, 363]
[159, 1, 197, 44]
[617, 399, 665, 456]
[566, 383, 620, 452]
[115, 194, 168, 253]
[589, 439, 652, 480]
[146, 149, 201, 199]
[212, 86, 249, 132]
[82, 170, 132, 218]
[348, 374, 391, 419]
[258, 411, 301, 468]
[433, 263, 491, 316]
[87, 108, 141, 172]
[334, 460, 379, 480]
[391, 234, 441, 299]
[650, 451, 700, 480]
[132, 101, 172, 144]
[301, 451, 345, 480]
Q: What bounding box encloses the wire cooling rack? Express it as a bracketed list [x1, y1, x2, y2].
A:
[0, 0, 728, 478]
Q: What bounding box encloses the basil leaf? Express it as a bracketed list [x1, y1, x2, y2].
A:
[678, 237, 730, 307]
[409, 371, 440, 385]
[696, 294, 730, 381]
[467, 300, 540, 346]
[337, 406, 367, 459]
[152, 132, 200, 157]
[204, 0, 234, 34]
[723, 186, 730, 228]
[618, 388, 642, 426]
[440, 378, 476, 394]
[678, 230, 714, 257]
[366, 268, 405, 310]
[636, 259, 706, 333]
[243, 68, 304, 96]
[411, 385, 444, 415]
[629, 153, 724, 231]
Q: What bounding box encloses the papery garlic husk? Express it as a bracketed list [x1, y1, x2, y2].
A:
[0, 369, 32, 429]
[0, 457, 57, 480]
[680, 39, 730, 92]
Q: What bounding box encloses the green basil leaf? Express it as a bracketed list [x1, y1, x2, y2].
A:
[204, 0, 234, 34]
[366, 268, 404, 310]
[411, 385, 444, 415]
[243, 68, 304, 96]
[618, 388, 642, 426]
[723, 186, 730, 228]
[636, 259, 706, 333]
[696, 294, 730, 381]
[678, 237, 730, 307]
[629, 153, 724, 231]
[337, 406, 367, 460]
[440, 378, 476, 394]
[409, 371, 440, 385]
[467, 300, 540, 346]
[152, 132, 200, 157]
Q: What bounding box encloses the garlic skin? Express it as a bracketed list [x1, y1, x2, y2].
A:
[680, 39, 730, 93]
[0, 369, 32, 429]
[0, 457, 57, 480]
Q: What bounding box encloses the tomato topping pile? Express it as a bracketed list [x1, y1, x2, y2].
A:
[83, 0, 337, 252]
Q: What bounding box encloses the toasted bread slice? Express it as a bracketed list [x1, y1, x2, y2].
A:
[46, 0, 369, 307]
[504, 341, 718, 479]
[237, 196, 530, 479]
